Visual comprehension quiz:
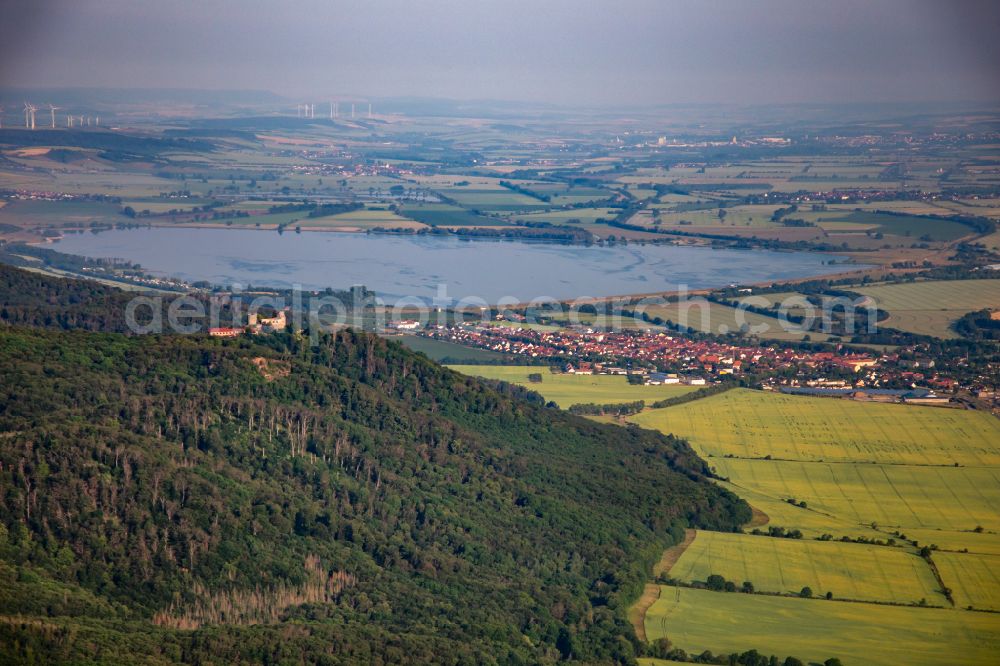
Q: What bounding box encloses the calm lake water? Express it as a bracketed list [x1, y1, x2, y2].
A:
[56, 228, 857, 303]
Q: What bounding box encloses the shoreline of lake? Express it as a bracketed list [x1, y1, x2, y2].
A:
[53, 226, 871, 304]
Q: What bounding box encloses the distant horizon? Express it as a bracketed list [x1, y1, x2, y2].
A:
[1, 85, 998, 113]
[2, 1, 999, 107]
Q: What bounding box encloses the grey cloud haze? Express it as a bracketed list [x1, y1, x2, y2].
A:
[1, 0, 998, 105]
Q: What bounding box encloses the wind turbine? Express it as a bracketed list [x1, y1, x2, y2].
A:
[368, 103, 372, 119]
[24, 103, 37, 129]
[48, 104, 61, 128]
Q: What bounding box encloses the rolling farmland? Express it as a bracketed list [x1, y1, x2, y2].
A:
[630, 388, 1000, 661]
[644, 586, 1000, 666]
[709, 458, 1000, 531]
[853, 279, 1000, 338]
[630, 388, 1000, 466]
[642, 301, 826, 341]
[667, 531, 946, 605]
[935, 552, 1000, 611]
[446, 365, 697, 407]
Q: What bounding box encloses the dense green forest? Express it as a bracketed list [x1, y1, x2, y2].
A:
[0, 266, 749, 664]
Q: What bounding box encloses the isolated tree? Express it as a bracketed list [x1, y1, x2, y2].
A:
[706, 574, 726, 591]
[799, 586, 812, 598]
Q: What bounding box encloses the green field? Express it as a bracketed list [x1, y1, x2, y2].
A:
[440, 187, 551, 212]
[398, 202, 511, 227]
[853, 279, 1000, 338]
[446, 365, 697, 408]
[644, 586, 1000, 666]
[307, 207, 426, 230]
[392, 335, 510, 363]
[715, 478, 885, 540]
[936, 552, 1000, 611]
[903, 528, 1000, 556]
[643, 301, 826, 341]
[631, 387, 1000, 659]
[711, 458, 1000, 532]
[630, 389, 1000, 466]
[0, 198, 123, 227]
[668, 531, 945, 605]
[512, 207, 619, 225]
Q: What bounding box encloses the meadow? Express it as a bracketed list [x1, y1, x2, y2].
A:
[393, 336, 510, 363]
[709, 458, 1000, 532]
[305, 207, 426, 230]
[397, 202, 510, 227]
[853, 279, 1000, 338]
[641, 301, 826, 341]
[644, 586, 1000, 666]
[668, 531, 945, 605]
[935, 552, 1000, 611]
[512, 207, 620, 225]
[630, 387, 1000, 660]
[445, 365, 697, 408]
[630, 388, 1000, 466]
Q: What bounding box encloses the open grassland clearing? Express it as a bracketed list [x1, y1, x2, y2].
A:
[391, 336, 510, 363]
[977, 229, 1000, 251]
[445, 365, 697, 408]
[305, 207, 426, 230]
[709, 458, 1000, 532]
[119, 198, 211, 214]
[648, 204, 786, 229]
[736, 290, 816, 313]
[397, 202, 510, 227]
[511, 207, 620, 225]
[642, 301, 826, 341]
[853, 279, 1000, 338]
[0, 169, 177, 198]
[558, 310, 663, 330]
[629, 386, 1000, 656]
[667, 531, 945, 605]
[938, 198, 1000, 220]
[714, 478, 885, 540]
[644, 586, 1000, 666]
[935, 552, 1000, 611]
[0, 198, 122, 228]
[440, 188, 550, 212]
[903, 528, 1000, 556]
[802, 210, 975, 242]
[630, 389, 1000, 466]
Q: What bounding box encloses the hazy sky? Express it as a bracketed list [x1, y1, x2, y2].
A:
[1, 0, 998, 106]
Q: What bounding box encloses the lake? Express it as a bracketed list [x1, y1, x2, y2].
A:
[55, 228, 859, 304]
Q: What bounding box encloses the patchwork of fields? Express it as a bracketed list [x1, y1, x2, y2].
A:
[853, 279, 1000, 338]
[666, 531, 945, 605]
[446, 365, 697, 407]
[631, 388, 1000, 466]
[644, 586, 1000, 666]
[642, 301, 826, 342]
[630, 388, 1000, 661]
[709, 458, 1000, 531]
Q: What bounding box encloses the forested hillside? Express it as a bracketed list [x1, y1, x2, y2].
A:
[0, 262, 141, 332]
[0, 299, 749, 663]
